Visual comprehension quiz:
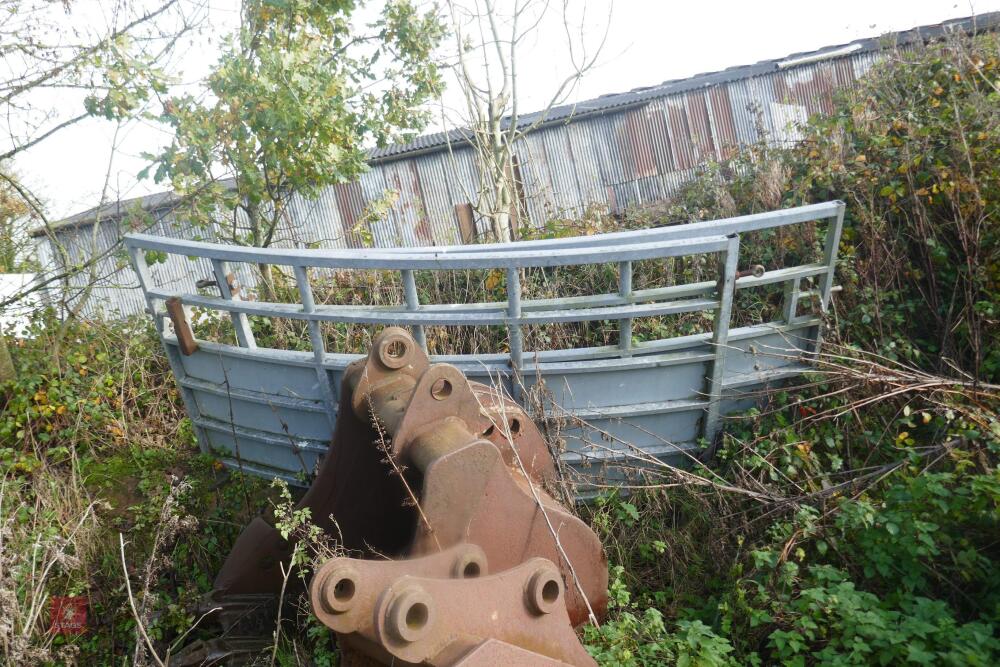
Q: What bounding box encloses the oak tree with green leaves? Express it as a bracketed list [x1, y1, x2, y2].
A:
[145, 0, 445, 292]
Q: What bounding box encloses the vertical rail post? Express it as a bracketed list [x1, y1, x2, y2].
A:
[294, 265, 339, 429]
[618, 260, 633, 355]
[506, 266, 524, 401]
[702, 234, 740, 443]
[211, 259, 257, 349]
[809, 202, 846, 355]
[401, 269, 427, 351]
[818, 202, 846, 314]
[127, 243, 211, 454]
[783, 276, 801, 324]
[127, 245, 164, 334]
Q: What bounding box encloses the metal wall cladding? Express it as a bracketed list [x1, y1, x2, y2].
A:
[38, 49, 881, 317]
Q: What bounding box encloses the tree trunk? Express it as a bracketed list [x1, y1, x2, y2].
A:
[0, 333, 15, 385]
[491, 157, 514, 242]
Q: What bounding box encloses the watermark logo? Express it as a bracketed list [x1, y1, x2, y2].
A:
[50, 596, 88, 635]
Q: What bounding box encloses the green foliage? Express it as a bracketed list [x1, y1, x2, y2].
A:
[0, 169, 36, 273]
[793, 34, 1000, 381]
[764, 566, 999, 666]
[0, 312, 180, 470]
[0, 312, 277, 663]
[146, 0, 444, 251]
[584, 566, 738, 666]
[7, 24, 1000, 667]
[583, 32, 1000, 666]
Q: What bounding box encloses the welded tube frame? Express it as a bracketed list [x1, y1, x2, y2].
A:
[124, 201, 846, 484]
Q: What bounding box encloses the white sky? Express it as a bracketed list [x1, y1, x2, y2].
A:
[11, 0, 999, 220]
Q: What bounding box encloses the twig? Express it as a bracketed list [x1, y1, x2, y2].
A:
[119, 534, 166, 667]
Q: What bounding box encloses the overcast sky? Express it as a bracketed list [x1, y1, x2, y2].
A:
[12, 0, 1000, 220]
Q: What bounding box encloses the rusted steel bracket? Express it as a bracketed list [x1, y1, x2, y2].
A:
[312, 551, 593, 666]
[194, 328, 605, 665]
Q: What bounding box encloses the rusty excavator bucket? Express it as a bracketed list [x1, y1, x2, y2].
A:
[176, 328, 607, 666]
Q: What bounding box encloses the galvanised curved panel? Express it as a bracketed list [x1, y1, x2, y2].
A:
[125, 202, 844, 494]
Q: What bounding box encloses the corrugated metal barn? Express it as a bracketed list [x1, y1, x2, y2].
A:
[31, 12, 999, 318]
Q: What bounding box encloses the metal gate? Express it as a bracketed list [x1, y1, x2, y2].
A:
[125, 201, 844, 490]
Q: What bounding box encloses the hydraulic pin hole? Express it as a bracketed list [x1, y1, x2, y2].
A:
[430, 378, 452, 400]
[482, 424, 495, 437]
[333, 577, 355, 602]
[320, 567, 359, 614]
[387, 586, 434, 643]
[542, 579, 559, 603]
[526, 568, 562, 615]
[379, 337, 410, 369]
[452, 549, 487, 579]
[405, 602, 429, 631]
[510, 418, 521, 435]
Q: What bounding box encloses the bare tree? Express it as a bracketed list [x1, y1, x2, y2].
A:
[0, 0, 205, 314]
[442, 0, 611, 242]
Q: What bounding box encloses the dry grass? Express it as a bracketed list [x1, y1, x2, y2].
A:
[0, 461, 101, 665]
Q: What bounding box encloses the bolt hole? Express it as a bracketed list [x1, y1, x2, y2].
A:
[405, 602, 429, 631]
[385, 339, 406, 359]
[482, 424, 495, 437]
[463, 562, 481, 578]
[430, 378, 452, 401]
[333, 578, 355, 602]
[510, 419, 521, 435]
[541, 579, 560, 604]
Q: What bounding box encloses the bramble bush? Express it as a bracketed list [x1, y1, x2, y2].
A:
[584, 30, 1000, 666]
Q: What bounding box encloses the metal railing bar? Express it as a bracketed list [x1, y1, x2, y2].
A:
[211, 258, 257, 349]
[819, 201, 846, 313]
[314, 263, 831, 316]
[383, 201, 844, 254]
[521, 349, 715, 374]
[506, 267, 523, 365]
[702, 234, 740, 442]
[401, 269, 427, 350]
[127, 245, 166, 335]
[148, 290, 720, 326]
[559, 442, 699, 464]
[721, 364, 813, 390]
[123, 234, 731, 270]
[516, 299, 718, 324]
[618, 260, 633, 354]
[159, 311, 821, 369]
[193, 415, 329, 453]
[783, 276, 801, 323]
[561, 397, 709, 420]
[178, 376, 328, 413]
[294, 264, 339, 428]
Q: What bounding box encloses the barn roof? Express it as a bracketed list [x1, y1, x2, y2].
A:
[34, 10, 1000, 237]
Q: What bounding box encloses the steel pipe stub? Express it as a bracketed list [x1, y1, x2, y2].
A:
[377, 331, 414, 370]
[385, 585, 435, 644]
[317, 564, 360, 615]
[526, 565, 564, 616]
[451, 545, 488, 579]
